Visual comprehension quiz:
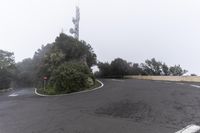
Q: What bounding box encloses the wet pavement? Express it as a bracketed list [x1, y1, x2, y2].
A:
[0, 79, 200, 133]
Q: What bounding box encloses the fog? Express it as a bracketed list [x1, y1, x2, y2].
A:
[0, 0, 200, 74]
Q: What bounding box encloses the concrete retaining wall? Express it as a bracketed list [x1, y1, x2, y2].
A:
[125, 76, 200, 83]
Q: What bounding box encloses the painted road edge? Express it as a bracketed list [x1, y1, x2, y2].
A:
[175, 124, 200, 133]
[35, 80, 104, 97]
[190, 84, 200, 88]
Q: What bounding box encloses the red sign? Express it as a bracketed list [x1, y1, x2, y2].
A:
[43, 77, 48, 80]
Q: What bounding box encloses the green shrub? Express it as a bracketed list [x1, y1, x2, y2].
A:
[0, 68, 14, 90]
[48, 62, 94, 93]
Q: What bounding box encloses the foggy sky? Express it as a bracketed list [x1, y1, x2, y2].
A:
[1, 0, 200, 74]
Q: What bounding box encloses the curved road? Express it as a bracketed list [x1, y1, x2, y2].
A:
[1, 79, 200, 133]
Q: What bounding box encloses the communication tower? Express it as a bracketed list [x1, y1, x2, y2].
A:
[70, 6, 80, 40]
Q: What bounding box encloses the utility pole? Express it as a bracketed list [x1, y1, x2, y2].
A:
[70, 6, 80, 40]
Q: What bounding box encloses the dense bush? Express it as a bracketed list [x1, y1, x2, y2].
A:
[48, 62, 94, 93]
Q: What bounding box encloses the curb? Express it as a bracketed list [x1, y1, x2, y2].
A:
[35, 80, 104, 97]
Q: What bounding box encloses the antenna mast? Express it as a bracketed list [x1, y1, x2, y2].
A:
[70, 6, 80, 40]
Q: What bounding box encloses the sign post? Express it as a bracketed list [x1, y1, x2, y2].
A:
[43, 76, 48, 91]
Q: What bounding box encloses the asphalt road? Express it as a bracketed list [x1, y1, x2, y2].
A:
[1, 79, 200, 133]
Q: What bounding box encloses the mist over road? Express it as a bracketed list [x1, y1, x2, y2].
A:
[1, 79, 200, 133]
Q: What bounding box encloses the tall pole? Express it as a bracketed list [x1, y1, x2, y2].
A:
[70, 6, 80, 40]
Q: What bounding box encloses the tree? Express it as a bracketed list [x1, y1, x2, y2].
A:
[169, 65, 187, 76]
[110, 58, 130, 77]
[141, 58, 162, 75]
[53, 33, 96, 67]
[97, 62, 112, 77]
[130, 63, 143, 75]
[36, 33, 96, 79]
[11, 33, 97, 91]
[33, 33, 97, 92]
[97, 58, 188, 77]
[85, 42, 97, 68]
[0, 50, 15, 89]
[162, 63, 170, 76]
[15, 58, 35, 87]
[97, 58, 131, 78]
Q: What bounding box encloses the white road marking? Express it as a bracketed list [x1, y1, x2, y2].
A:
[175, 124, 200, 133]
[111, 79, 124, 82]
[9, 93, 18, 97]
[190, 85, 200, 88]
[35, 80, 104, 97]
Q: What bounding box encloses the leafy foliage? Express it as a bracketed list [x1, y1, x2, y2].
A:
[110, 58, 130, 77]
[97, 58, 188, 78]
[141, 58, 162, 75]
[0, 50, 15, 89]
[15, 58, 35, 87]
[15, 33, 97, 93]
[169, 65, 188, 76]
[130, 63, 143, 75]
[97, 58, 133, 77]
[48, 62, 93, 93]
[162, 63, 170, 76]
[97, 62, 112, 77]
[35, 34, 96, 83]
